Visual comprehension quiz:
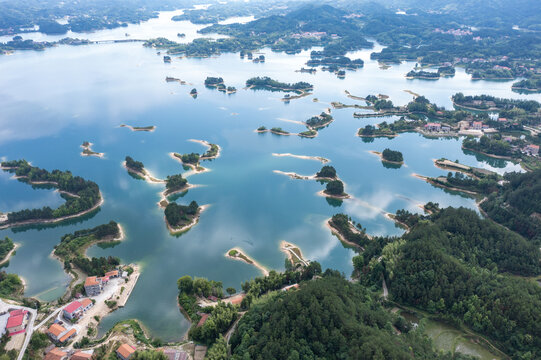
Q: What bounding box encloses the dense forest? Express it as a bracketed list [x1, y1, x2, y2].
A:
[0, 237, 14, 262]
[125, 156, 145, 173]
[480, 169, 541, 241]
[245, 77, 313, 93]
[0, 159, 101, 223]
[381, 148, 404, 163]
[231, 274, 454, 359]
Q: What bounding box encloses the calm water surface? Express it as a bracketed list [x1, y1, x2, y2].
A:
[0, 13, 538, 341]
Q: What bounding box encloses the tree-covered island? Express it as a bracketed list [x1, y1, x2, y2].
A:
[164, 201, 203, 234]
[0, 159, 102, 229]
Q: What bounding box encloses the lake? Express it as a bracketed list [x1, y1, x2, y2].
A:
[0, 11, 538, 342]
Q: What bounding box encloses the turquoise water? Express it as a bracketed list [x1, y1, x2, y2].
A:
[0, 14, 539, 341]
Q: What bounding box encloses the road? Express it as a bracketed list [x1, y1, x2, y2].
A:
[382, 278, 388, 300]
[34, 307, 62, 330]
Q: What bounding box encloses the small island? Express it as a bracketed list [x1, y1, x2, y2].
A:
[123, 156, 164, 183]
[166, 76, 187, 85]
[80, 141, 104, 158]
[0, 159, 103, 229]
[406, 70, 440, 80]
[226, 248, 269, 276]
[305, 112, 333, 129]
[120, 124, 156, 132]
[371, 149, 404, 165]
[320, 179, 350, 199]
[164, 201, 205, 234]
[315, 165, 338, 180]
[190, 88, 198, 98]
[204, 77, 236, 93]
[257, 111, 333, 139]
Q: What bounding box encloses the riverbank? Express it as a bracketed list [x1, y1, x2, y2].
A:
[80, 142, 104, 158]
[225, 247, 269, 276]
[0, 242, 19, 266]
[165, 204, 208, 234]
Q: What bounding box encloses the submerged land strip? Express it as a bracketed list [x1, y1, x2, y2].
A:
[120, 124, 156, 132]
[272, 153, 329, 163]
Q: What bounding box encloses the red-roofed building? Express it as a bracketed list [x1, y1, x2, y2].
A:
[80, 298, 93, 312]
[197, 313, 209, 327]
[117, 344, 136, 360]
[524, 144, 540, 156]
[105, 270, 119, 278]
[48, 323, 67, 341]
[424, 123, 441, 132]
[84, 276, 102, 296]
[472, 121, 483, 130]
[71, 351, 93, 360]
[58, 328, 77, 343]
[6, 314, 24, 335]
[44, 347, 67, 360]
[63, 301, 83, 320]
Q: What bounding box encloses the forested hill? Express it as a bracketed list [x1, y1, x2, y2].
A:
[230, 274, 453, 359]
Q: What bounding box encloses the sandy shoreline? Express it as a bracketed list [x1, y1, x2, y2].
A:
[324, 220, 364, 250]
[189, 139, 222, 160]
[280, 241, 309, 267]
[411, 172, 478, 196]
[316, 189, 351, 200]
[166, 204, 209, 234]
[158, 184, 201, 209]
[344, 90, 366, 101]
[272, 153, 329, 163]
[225, 247, 269, 276]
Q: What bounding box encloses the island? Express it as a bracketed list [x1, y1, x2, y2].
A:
[512, 77, 541, 93]
[245, 76, 313, 94]
[171, 139, 221, 173]
[80, 141, 104, 158]
[257, 112, 333, 139]
[120, 124, 156, 132]
[226, 248, 269, 276]
[405, 70, 440, 80]
[0, 159, 103, 229]
[320, 179, 350, 199]
[190, 88, 198, 98]
[204, 77, 236, 93]
[123, 156, 164, 183]
[305, 112, 333, 129]
[371, 149, 404, 165]
[166, 76, 187, 85]
[164, 201, 205, 234]
[53, 221, 124, 278]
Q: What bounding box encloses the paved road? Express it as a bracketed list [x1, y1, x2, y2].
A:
[35, 307, 62, 330]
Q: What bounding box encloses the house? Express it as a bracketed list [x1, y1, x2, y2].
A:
[48, 323, 67, 341]
[6, 310, 26, 335]
[84, 276, 102, 296]
[472, 121, 483, 130]
[197, 313, 209, 327]
[207, 296, 218, 302]
[71, 351, 93, 360]
[524, 144, 540, 156]
[63, 301, 83, 320]
[498, 117, 508, 122]
[58, 328, 77, 343]
[117, 344, 136, 360]
[441, 126, 451, 133]
[424, 123, 441, 132]
[105, 270, 119, 278]
[80, 298, 93, 312]
[43, 347, 68, 360]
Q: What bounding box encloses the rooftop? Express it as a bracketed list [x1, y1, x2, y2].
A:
[44, 347, 67, 360]
[117, 344, 136, 358]
[6, 314, 23, 328]
[64, 301, 82, 314]
[48, 323, 67, 337]
[59, 328, 76, 343]
[71, 352, 93, 360]
[80, 298, 92, 307]
[84, 276, 99, 287]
